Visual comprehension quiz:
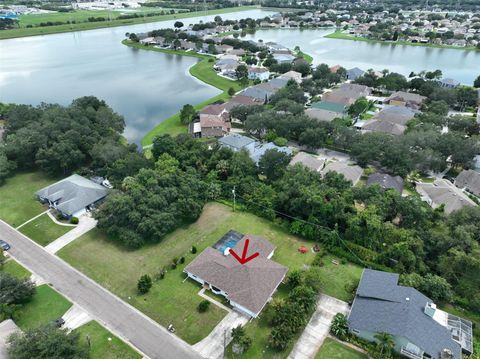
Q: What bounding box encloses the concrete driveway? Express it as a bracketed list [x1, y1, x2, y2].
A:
[193, 311, 249, 359]
[288, 294, 349, 359]
[0, 220, 200, 359]
[45, 215, 97, 254]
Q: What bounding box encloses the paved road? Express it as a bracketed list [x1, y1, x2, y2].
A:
[0, 220, 200, 359]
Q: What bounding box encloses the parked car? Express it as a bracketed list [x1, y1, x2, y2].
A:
[0, 240, 10, 251]
[443, 175, 455, 183]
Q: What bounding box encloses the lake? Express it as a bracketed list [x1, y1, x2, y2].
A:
[0, 9, 274, 144]
[245, 28, 480, 86]
[1, 15, 479, 144]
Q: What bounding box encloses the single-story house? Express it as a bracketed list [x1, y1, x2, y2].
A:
[199, 104, 231, 138]
[0, 320, 21, 358]
[248, 67, 270, 81]
[416, 179, 476, 214]
[439, 78, 460, 89]
[272, 53, 296, 64]
[305, 108, 342, 122]
[322, 83, 372, 106]
[184, 233, 288, 318]
[367, 173, 404, 193]
[320, 162, 363, 185]
[218, 134, 256, 153]
[36, 174, 109, 218]
[371, 105, 417, 126]
[348, 269, 473, 359]
[455, 169, 480, 197]
[289, 152, 325, 172]
[279, 70, 303, 84]
[385, 91, 427, 110]
[227, 95, 264, 108]
[361, 119, 407, 136]
[346, 67, 365, 81]
[250, 142, 292, 164]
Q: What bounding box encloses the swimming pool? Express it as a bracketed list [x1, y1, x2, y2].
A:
[213, 230, 244, 254]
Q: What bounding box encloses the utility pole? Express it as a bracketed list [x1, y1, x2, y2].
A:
[232, 186, 236, 212]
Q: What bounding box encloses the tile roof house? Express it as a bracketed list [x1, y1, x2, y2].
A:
[321, 162, 363, 185]
[367, 173, 404, 193]
[455, 169, 480, 197]
[348, 269, 473, 359]
[36, 174, 109, 218]
[416, 179, 476, 214]
[289, 152, 326, 172]
[184, 234, 288, 318]
[386, 91, 427, 110]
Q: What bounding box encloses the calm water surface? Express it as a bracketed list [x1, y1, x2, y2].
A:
[0, 9, 274, 143]
[246, 28, 480, 86]
[1, 17, 479, 143]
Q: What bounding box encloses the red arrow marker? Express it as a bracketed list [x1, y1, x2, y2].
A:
[229, 239, 259, 265]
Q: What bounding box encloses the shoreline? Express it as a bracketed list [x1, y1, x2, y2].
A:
[122, 40, 246, 147]
[325, 30, 480, 52]
[0, 6, 258, 41]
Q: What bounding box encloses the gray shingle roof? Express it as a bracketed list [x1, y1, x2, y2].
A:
[36, 174, 108, 216]
[455, 169, 480, 196]
[184, 235, 288, 316]
[289, 152, 325, 171]
[362, 119, 406, 135]
[218, 134, 255, 150]
[349, 269, 463, 359]
[250, 143, 292, 164]
[416, 179, 476, 214]
[372, 106, 417, 126]
[367, 173, 404, 192]
[321, 162, 363, 184]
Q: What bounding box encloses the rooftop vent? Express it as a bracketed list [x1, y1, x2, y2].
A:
[440, 348, 453, 359]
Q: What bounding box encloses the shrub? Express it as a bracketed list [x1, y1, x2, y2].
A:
[197, 300, 210, 313]
[170, 262, 177, 270]
[208, 58, 214, 62]
[191, 246, 197, 254]
[179, 257, 185, 264]
[137, 274, 152, 294]
[69, 217, 79, 225]
[273, 137, 288, 147]
[330, 313, 348, 340]
[228, 87, 235, 96]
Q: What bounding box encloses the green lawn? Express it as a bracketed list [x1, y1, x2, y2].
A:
[0, 6, 257, 40]
[74, 321, 141, 359]
[15, 284, 72, 330]
[315, 338, 367, 359]
[324, 31, 479, 52]
[121, 41, 249, 146]
[1, 259, 31, 278]
[0, 172, 56, 227]
[58, 203, 321, 343]
[19, 213, 73, 246]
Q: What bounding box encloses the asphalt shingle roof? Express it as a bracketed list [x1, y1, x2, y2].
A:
[184, 235, 288, 316]
[349, 269, 463, 359]
[367, 173, 404, 192]
[36, 174, 108, 216]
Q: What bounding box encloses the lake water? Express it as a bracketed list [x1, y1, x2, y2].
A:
[0, 9, 274, 143]
[1, 16, 479, 144]
[245, 28, 479, 86]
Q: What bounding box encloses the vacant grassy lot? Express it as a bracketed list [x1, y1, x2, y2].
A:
[315, 338, 367, 359]
[2, 259, 31, 278]
[59, 203, 320, 343]
[0, 172, 56, 227]
[75, 321, 141, 359]
[19, 213, 73, 246]
[15, 284, 72, 330]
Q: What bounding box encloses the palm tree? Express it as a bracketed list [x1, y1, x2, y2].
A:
[374, 332, 395, 358]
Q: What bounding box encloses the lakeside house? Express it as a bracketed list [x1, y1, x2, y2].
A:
[36, 174, 109, 218]
[198, 104, 231, 138]
[385, 91, 427, 110]
[184, 232, 288, 318]
[348, 269, 473, 359]
[416, 179, 477, 214]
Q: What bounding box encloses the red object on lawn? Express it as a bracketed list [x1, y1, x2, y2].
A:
[298, 246, 308, 254]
